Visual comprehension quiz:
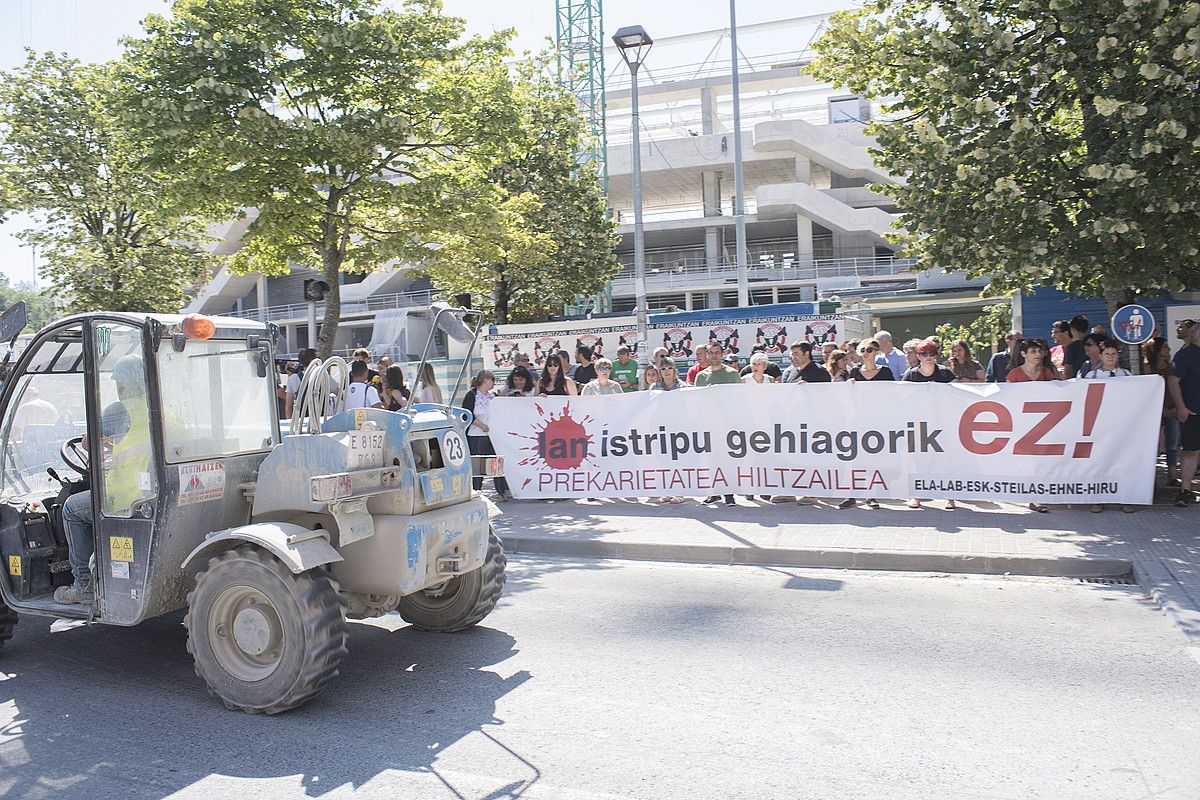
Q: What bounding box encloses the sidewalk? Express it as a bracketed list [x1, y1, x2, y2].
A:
[490, 494, 1200, 648]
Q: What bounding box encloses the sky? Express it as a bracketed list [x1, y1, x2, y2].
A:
[0, 0, 855, 288]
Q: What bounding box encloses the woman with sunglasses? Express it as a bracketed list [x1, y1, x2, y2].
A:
[537, 353, 578, 396]
[581, 358, 624, 395]
[838, 339, 894, 510]
[849, 339, 894, 383]
[651, 358, 682, 391]
[901, 339, 957, 510]
[900, 339, 956, 383]
[1006, 338, 1059, 383]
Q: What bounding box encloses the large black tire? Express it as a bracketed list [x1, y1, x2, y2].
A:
[0, 599, 17, 649]
[397, 530, 506, 632]
[185, 546, 348, 714]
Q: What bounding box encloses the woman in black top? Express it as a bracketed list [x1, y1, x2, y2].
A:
[901, 339, 956, 383]
[902, 339, 956, 510]
[839, 339, 893, 510]
[382, 364, 410, 411]
[537, 355, 578, 396]
[848, 339, 894, 382]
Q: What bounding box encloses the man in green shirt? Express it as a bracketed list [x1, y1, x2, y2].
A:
[695, 346, 742, 386]
[696, 344, 738, 505]
[610, 345, 639, 392]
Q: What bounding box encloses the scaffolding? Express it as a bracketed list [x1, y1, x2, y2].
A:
[556, 0, 611, 313]
[555, 0, 608, 185]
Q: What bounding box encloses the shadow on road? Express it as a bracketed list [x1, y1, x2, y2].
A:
[0, 611, 537, 798]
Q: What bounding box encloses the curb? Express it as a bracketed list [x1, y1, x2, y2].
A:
[1133, 557, 1200, 663]
[501, 535, 1133, 578]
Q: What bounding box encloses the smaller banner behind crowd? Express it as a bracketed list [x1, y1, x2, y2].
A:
[489, 377, 1163, 504]
[484, 304, 849, 371]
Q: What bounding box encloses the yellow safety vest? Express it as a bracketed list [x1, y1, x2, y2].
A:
[105, 395, 152, 513]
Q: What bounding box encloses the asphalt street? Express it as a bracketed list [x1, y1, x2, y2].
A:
[0, 557, 1197, 800]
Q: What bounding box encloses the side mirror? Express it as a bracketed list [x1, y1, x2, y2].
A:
[0, 302, 28, 345]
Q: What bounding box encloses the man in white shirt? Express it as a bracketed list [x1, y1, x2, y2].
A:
[345, 360, 384, 409]
[873, 331, 906, 378]
[12, 385, 58, 441]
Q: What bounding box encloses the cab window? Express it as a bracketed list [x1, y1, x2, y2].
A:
[0, 324, 87, 500]
[0, 373, 86, 500]
[156, 339, 276, 463]
[94, 323, 157, 517]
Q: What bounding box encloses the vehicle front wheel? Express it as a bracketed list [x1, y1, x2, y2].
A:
[185, 545, 348, 714]
[396, 530, 506, 632]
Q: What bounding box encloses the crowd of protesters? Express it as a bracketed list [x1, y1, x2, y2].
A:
[279, 347, 442, 418]
[283, 315, 1200, 511]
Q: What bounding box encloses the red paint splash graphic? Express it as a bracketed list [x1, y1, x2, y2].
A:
[509, 402, 600, 488]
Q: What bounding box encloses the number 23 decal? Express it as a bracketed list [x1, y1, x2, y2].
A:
[443, 432, 466, 466]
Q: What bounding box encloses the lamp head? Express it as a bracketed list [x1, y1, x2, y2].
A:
[612, 25, 653, 68]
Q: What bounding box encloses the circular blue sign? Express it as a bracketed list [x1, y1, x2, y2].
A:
[1110, 304, 1154, 345]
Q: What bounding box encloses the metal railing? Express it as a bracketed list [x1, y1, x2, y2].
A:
[608, 255, 918, 293]
[226, 288, 438, 323]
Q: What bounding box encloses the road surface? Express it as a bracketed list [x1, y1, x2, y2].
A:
[0, 558, 1196, 799]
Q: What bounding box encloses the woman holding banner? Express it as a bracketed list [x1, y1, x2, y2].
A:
[825, 350, 851, 382]
[1003, 339, 1056, 512]
[903, 339, 957, 510]
[849, 340, 894, 383]
[651, 358, 682, 391]
[742, 352, 776, 385]
[462, 370, 511, 501]
[538, 355, 578, 397]
[840, 340, 892, 510]
[1006, 339, 1059, 383]
[901, 339, 956, 384]
[946, 340, 986, 382]
[504, 365, 536, 397]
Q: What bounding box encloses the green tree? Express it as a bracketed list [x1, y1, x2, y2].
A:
[423, 56, 620, 324]
[934, 301, 1012, 361]
[0, 276, 58, 332]
[123, 0, 518, 356]
[0, 52, 212, 313]
[810, 1, 1200, 314]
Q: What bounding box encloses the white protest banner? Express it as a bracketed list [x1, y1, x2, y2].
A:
[489, 377, 1163, 504]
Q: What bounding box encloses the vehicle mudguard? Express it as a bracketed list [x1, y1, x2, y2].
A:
[181, 522, 343, 575]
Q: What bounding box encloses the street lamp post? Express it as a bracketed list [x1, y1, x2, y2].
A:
[613, 25, 653, 389]
[729, 0, 749, 308]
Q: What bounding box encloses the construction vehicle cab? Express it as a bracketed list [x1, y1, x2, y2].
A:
[0, 305, 506, 714]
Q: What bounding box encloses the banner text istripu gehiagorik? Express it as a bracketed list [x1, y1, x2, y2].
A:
[488, 377, 1163, 503]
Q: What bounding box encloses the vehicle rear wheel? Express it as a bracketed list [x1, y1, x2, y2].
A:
[0, 599, 17, 649]
[185, 545, 348, 714]
[396, 530, 506, 632]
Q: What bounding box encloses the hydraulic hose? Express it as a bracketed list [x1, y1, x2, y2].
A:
[290, 356, 350, 435]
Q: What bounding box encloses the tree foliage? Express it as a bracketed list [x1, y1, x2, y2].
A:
[935, 301, 1013, 360]
[0, 52, 212, 313]
[0, 277, 58, 333]
[810, 1, 1200, 308]
[423, 55, 620, 324]
[123, 0, 518, 356]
